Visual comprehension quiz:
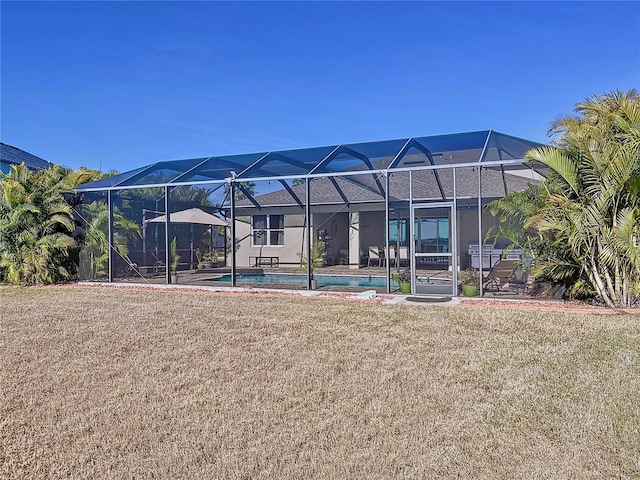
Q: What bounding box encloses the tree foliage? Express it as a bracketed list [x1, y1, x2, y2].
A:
[0, 165, 77, 284]
[488, 90, 640, 308]
[0, 162, 222, 284]
[296, 240, 326, 279]
[0, 163, 122, 284]
[223, 181, 256, 202]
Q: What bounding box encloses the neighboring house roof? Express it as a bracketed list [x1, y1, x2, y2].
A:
[0, 142, 55, 170]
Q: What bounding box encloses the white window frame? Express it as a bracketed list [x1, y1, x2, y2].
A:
[251, 214, 285, 247]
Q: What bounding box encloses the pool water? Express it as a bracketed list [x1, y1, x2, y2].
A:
[208, 273, 393, 288]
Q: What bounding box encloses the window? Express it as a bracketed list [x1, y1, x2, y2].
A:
[389, 217, 449, 252]
[252, 214, 284, 246]
[419, 217, 449, 253]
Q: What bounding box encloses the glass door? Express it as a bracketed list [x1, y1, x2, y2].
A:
[410, 203, 457, 296]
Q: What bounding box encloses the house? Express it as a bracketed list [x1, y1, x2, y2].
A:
[75, 130, 546, 291]
[0, 142, 55, 173]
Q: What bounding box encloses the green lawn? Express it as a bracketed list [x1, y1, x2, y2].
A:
[2, 286, 639, 479]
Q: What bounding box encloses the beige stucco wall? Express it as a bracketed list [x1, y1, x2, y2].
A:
[233, 214, 307, 267]
[231, 206, 505, 270]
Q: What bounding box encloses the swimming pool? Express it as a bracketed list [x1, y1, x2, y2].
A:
[208, 273, 393, 288]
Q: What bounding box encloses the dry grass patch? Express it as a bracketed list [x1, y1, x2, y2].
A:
[1, 286, 639, 479]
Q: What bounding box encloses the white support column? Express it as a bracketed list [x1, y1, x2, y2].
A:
[349, 211, 360, 270]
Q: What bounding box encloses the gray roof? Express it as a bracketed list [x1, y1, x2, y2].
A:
[0, 142, 55, 170]
[237, 165, 540, 208]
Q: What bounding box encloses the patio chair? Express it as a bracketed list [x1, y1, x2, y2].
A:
[152, 260, 166, 276]
[379, 247, 387, 268]
[124, 262, 141, 280]
[388, 246, 397, 267]
[510, 262, 533, 294]
[398, 246, 409, 267]
[482, 259, 519, 293]
[367, 247, 381, 267]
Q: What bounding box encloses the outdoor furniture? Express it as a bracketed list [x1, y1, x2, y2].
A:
[398, 246, 409, 267]
[250, 256, 279, 267]
[124, 262, 141, 280]
[146, 208, 228, 272]
[376, 246, 388, 267]
[124, 261, 165, 279]
[367, 247, 381, 267]
[388, 245, 397, 267]
[482, 259, 519, 292]
[510, 262, 533, 294]
[152, 260, 166, 275]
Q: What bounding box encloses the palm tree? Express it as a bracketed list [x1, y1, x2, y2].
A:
[0, 163, 140, 284]
[0, 164, 77, 284]
[499, 90, 640, 308]
[485, 183, 546, 257]
[296, 240, 326, 281]
[170, 185, 217, 205]
[61, 165, 108, 188]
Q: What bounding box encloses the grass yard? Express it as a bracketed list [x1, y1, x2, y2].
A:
[1, 286, 639, 479]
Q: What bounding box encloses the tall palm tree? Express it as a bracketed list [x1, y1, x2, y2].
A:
[524, 90, 640, 307]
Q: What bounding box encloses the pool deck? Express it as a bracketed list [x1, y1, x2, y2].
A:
[114, 264, 527, 299]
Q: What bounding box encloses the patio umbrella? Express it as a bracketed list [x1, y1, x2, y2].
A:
[147, 208, 228, 267]
[147, 208, 228, 226]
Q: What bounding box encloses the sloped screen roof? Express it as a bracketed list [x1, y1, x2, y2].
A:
[76, 130, 543, 192]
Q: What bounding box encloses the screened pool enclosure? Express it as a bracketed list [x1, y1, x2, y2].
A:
[75, 130, 545, 296]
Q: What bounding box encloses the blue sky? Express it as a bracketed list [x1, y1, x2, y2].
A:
[2, 1, 638, 173]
